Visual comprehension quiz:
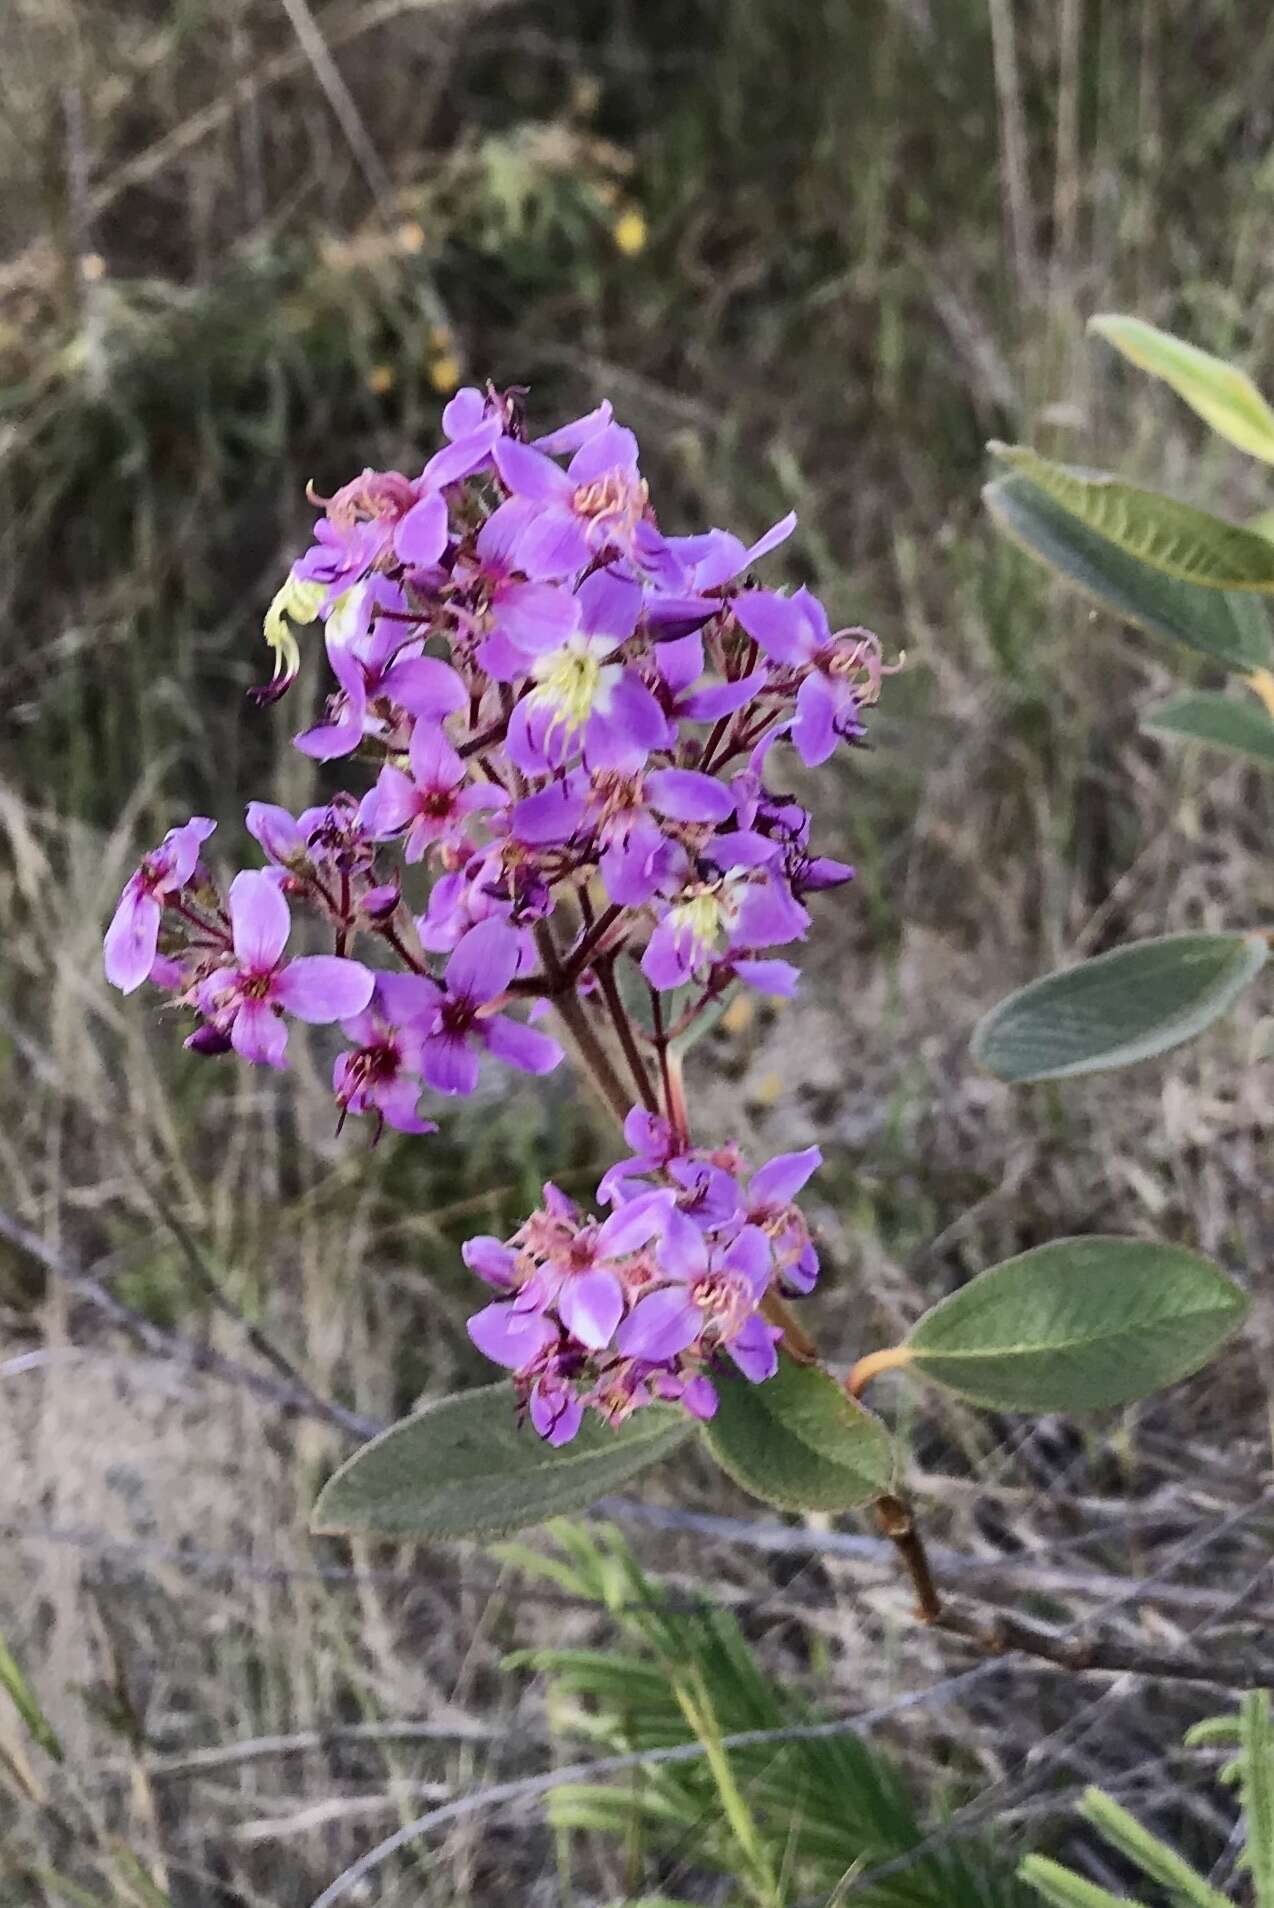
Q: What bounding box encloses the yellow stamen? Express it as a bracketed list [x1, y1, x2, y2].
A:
[530, 644, 604, 738]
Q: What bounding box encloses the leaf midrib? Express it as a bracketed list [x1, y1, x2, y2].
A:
[912, 1302, 1236, 1364]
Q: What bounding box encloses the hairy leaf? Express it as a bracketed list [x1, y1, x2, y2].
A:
[905, 1237, 1248, 1412]
[1142, 689, 1274, 768]
[1090, 314, 1274, 463]
[984, 474, 1271, 670]
[312, 1384, 693, 1540]
[989, 443, 1274, 590]
[703, 1355, 894, 1511]
[971, 931, 1269, 1082]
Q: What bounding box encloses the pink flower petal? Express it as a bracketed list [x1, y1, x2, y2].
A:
[481, 1014, 563, 1076]
[725, 1313, 780, 1383]
[749, 1145, 821, 1207]
[104, 885, 161, 995]
[231, 999, 289, 1068]
[616, 1288, 700, 1362]
[420, 1032, 480, 1096]
[493, 436, 573, 502]
[228, 869, 290, 972]
[408, 721, 465, 792]
[273, 956, 374, 1023]
[733, 590, 810, 664]
[393, 491, 448, 568]
[446, 917, 520, 1006]
[467, 1300, 556, 1371]
[558, 1269, 624, 1350]
[645, 769, 735, 824]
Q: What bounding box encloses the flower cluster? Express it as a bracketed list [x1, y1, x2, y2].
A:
[103, 384, 882, 1429]
[464, 1109, 822, 1443]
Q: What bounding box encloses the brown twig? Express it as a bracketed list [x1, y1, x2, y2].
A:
[932, 1596, 1274, 1690]
[535, 922, 632, 1129]
[875, 1493, 943, 1622]
[594, 956, 659, 1114]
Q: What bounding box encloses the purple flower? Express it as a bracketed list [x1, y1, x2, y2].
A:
[104, 816, 217, 994]
[468, 1288, 559, 1371]
[295, 583, 467, 761]
[505, 570, 668, 775]
[651, 510, 797, 593]
[540, 1189, 675, 1351]
[528, 1372, 586, 1446]
[245, 802, 309, 868]
[490, 424, 648, 578]
[651, 631, 768, 725]
[733, 587, 869, 765]
[640, 835, 809, 993]
[461, 514, 583, 677]
[597, 1105, 683, 1205]
[417, 386, 508, 488]
[616, 1219, 779, 1382]
[365, 724, 508, 863]
[332, 973, 441, 1134]
[418, 918, 562, 1094]
[191, 870, 374, 1068]
[744, 1145, 822, 1294]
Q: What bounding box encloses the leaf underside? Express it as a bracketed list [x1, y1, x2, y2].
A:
[971, 931, 1268, 1083]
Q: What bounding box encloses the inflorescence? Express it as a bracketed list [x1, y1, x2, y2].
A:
[104, 383, 884, 1440]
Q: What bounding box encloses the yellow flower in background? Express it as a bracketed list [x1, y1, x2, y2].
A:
[613, 207, 647, 257]
[430, 355, 461, 393]
[367, 363, 394, 395]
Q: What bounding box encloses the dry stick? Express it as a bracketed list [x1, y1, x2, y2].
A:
[986, 0, 1038, 305]
[0, 1206, 382, 1442]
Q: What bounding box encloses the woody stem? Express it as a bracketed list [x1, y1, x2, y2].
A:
[594, 956, 660, 1115]
[536, 922, 632, 1130]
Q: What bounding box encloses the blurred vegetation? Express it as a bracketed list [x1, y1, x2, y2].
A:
[3, 0, 1274, 1902]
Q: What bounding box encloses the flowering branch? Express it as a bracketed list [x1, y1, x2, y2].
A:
[105, 382, 877, 1442]
[102, 381, 1248, 1602]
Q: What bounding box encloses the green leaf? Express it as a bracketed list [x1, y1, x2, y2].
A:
[1089, 314, 1274, 464]
[989, 443, 1274, 591]
[1143, 689, 1274, 768]
[904, 1237, 1248, 1413]
[1240, 1691, 1274, 1908]
[703, 1354, 895, 1511]
[312, 1384, 694, 1541]
[984, 473, 1272, 671]
[0, 1631, 63, 1761]
[1078, 1789, 1231, 1908]
[971, 931, 1269, 1082]
[1020, 1855, 1143, 1908]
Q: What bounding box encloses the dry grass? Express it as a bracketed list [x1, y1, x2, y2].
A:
[3, 0, 1274, 1901]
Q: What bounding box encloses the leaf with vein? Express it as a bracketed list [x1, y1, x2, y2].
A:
[989, 443, 1274, 590]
